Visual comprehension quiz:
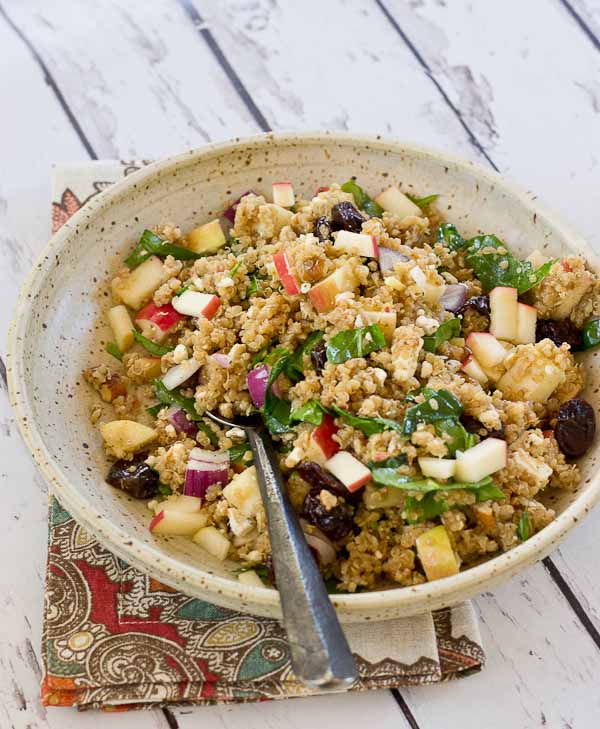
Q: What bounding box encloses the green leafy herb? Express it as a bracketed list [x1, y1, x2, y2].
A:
[286, 331, 324, 381]
[147, 403, 163, 417]
[235, 565, 270, 584]
[251, 346, 269, 366]
[435, 418, 477, 456]
[324, 577, 349, 594]
[475, 481, 506, 502]
[228, 442, 252, 465]
[371, 467, 495, 496]
[407, 193, 439, 210]
[326, 324, 386, 364]
[437, 223, 466, 251]
[367, 455, 407, 469]
[404, 492, 449, 524]
[174, 281, 193, 297]
[125, 229, 205, 268]
[230, 260, 243, 276]
[261, 349, 293, 434]
[106, 342, 122, 361]
[153, 380, 218, 446]
[423, 318, 461, 353]
[132, 330, 173, 357]
[247, 274, 261, 297]
[402, 389, 463, 437]
[582, 319, 600, 350]
[517, 511, 531, 541]
[465, 234, 555, 294]
[331, 405, 403, 437]
[341, 179, 383, 218]
[158, 483, 173, 496]
[290, 400, 327, 426]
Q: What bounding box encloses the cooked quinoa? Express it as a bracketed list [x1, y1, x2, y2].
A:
[86, 179, 598, 593]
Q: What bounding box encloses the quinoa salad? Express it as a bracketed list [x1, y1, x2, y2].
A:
[85, 178, 599, 593]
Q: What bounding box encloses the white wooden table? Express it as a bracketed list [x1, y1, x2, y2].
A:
[2, 1, 600, 726]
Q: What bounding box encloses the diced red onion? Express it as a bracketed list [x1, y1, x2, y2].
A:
[300, 519, 336, 566]
[440, 283, 468, 312]
[223, 190, 256, 223]
[162, 358, 201, 390]
[247, 364, 283, 408]
[166, 406, 198, 437]
[184, 448, 230, 499]
[379, 247, 409, 273]
[211, 353, 231, 368]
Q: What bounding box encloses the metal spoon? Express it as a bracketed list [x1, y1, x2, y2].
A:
[206, 410, 358, 691]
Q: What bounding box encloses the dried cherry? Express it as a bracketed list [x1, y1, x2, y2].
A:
[302, 490, 353, 540]
[314, 216, 332, 242]
[106, 454, 159, 498]
[536, 320, 582, 351]
[310, 339, 327, 375]
[555, 398, 595, 458]
[331, 202, 365, 233]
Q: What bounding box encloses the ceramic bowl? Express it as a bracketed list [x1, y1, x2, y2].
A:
[8, 132, 600, 622]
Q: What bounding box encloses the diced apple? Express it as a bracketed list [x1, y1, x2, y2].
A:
[172, 290, 221, 319]
[364, 484, 405, 510]
[514, 303, 537, 344]
[498, 359, 565, 403]
[324, 451, 372, 493]
[135, 356, 163, 381]
[466, 332, 507, 369]
[549, 267, 593, 320]
[150, 508, 208, 536]
[272, 182, 295, 208]
[362, 310, 397, 343]
[222, 466, 262, 518]
[100, 420, 157, 458]
[163, 494, 202, 513]
[273, 251, 301, 295]
[308, 265, 359, 313]
[418, 457, 456, 480]
[374, 185, 423, 219]
[526, 249, 549, 268]
[135, 302, 185, 342]
[416, 525, 460, 581]
[186, 219, 226, 254]
[162, 358, 202, 391]
[311, 414, 340, 460]
[489, 286, 518, 341]
[409, 266, 444, 304]
[112, 255, 165, 309]
[192, 526, 231, 561]
[454, 438, 507, 482]
[472, 503, 498, 531]
[108, 305, 135, 352]
[461, 355, 488, 386]
[238, 569, 264, 587]
[333, 230, 379, 258]
[256, 204, 294, 238]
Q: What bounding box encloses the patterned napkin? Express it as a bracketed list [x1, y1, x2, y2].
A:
[41, 161, 485, 711]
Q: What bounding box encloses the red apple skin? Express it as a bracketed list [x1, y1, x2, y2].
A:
[200, 295, 221, 320]
[273, 252, 301, 295]
[135, 302, 185, 341]
[371, 236, 380, 259]
[149, 511, 165, 532]
[311, 415, 340, 460]
[316, 186, 330, 194]
[308, 284, 333, 313]
[346, 473, 372, 493]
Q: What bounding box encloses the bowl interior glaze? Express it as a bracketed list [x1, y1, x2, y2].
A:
[8, 133, 600, 622]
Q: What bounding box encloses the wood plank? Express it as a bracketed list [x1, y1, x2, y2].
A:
[7, 0, 258, 159]
[558, 0, 600, 50]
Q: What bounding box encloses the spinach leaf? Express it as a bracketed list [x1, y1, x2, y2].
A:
[367, 455, 407, 469]
[404, 492, 449, 524]
[475, 481, 506, 502]
[290, 400, 327, 426]
[371, 467, 495, 495]
[262, 349, 293, 434]
[582, 319, 600, 350]
[228, 442, 252, 465]
[331, 405, 403, 436]
[517, 511, 531, 541]
[341, 179, 384, 218]
[407, 193, 439, 210]
[147, 403, 163, 417]
[437, 223, 466, 251]
[435, 418, 477, 456]
[402, 389, 463, 437]
[326, 324, 387, 364]
[251, 346, 269, 366]
[286, 331, 324, 381]
[106, 342, 123, 361]
[153, 380, 218, 446]
[132, 330, 173, 357]
[465, 234, 555, 294]
[423, 318, 461, 353]
[125, 230, 205, 268]
[158, 483, 173, 496]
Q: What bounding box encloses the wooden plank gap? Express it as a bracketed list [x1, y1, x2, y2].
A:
[557, 0, 600, 52]
[390, 688, 421, 729]
[162, 706, 180, 728]
[0, 357, 7, 390]
[373, 0, 498, 170]
[176, 0, 272, 132]
[543, 556, 600, 651]
[0, 3, 98, 160]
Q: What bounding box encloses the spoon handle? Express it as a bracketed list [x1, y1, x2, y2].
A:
[248, 429, 357, 690]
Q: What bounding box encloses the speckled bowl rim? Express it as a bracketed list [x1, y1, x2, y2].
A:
[7, 131, 600, 620]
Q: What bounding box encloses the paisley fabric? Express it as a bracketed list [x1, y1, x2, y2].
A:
[41, 163, 485, 711]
